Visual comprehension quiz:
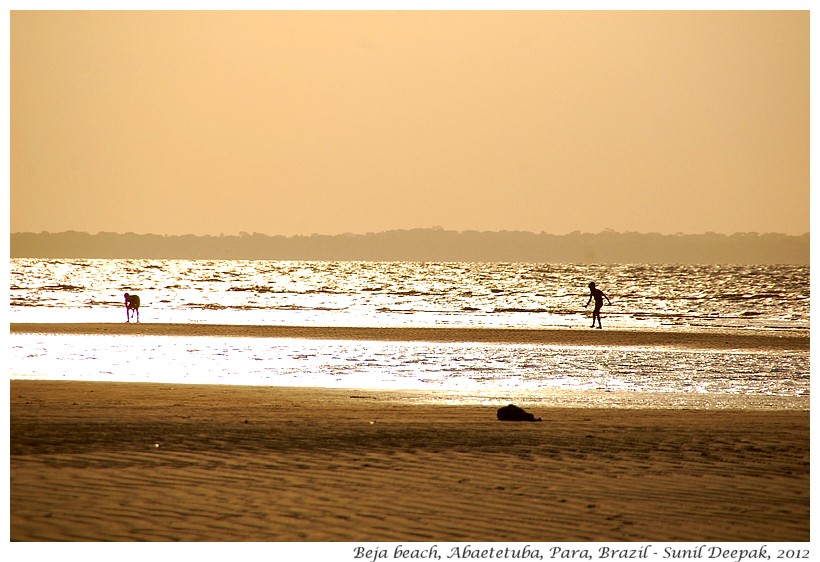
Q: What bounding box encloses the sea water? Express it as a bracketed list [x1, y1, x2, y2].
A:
[8, 259, 810, 408]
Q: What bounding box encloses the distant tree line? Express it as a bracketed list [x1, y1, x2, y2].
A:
[9, 229, 810, 264]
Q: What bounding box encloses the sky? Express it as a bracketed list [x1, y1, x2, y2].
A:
[9, 9, 810, 237]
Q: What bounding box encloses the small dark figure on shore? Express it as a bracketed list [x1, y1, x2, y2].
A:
[585, 282, 611, 329]
[124, 293, 140, 323]
[497, 404, 542, 422]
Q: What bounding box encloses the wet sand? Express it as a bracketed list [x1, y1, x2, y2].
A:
[9, 322, 810, 351]
[10, 379, 810, 542]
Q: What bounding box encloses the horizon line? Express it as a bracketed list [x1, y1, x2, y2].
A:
[10, 228, 811, 238]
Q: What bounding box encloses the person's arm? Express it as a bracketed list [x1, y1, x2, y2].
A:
[585, 293, 592, 307]
[604, 292, 612, 305]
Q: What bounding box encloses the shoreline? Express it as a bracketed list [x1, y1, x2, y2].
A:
[9, 322, 810, 350]
[10, 380, 810, 541]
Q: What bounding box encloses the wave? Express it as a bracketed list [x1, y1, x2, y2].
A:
[491, 308, 550, 314]
[43, 284, 85, 291]
[9, 259, 809, 332]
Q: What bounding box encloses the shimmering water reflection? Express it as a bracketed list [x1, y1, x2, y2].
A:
[10, 259, 810, 331]
[10, 334, 809, 409]
[10, 259, 810, 409]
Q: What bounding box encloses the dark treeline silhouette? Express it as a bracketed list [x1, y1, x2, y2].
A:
[9, 228, 809, 264]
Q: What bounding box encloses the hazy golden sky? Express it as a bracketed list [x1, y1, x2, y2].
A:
[10, 10, 809, 236]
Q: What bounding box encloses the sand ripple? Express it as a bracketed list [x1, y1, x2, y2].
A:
[10, 381, 809, 541]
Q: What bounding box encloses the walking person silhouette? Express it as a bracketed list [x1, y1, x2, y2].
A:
[585, 282, 611, 329]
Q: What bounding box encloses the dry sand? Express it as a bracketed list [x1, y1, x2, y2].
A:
[10, 379, 809, 542]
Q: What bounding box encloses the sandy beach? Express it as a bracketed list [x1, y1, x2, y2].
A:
[9, 322, 810, 351]
[10, 377, 809, 542]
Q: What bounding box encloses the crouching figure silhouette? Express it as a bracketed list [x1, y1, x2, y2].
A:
[124, 293, 140, 323]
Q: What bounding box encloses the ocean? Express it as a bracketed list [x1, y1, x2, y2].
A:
[8, 259, 810, 408]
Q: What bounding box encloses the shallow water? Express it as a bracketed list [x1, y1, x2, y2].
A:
[9, 333, 809, 409]
[8, 259, 810, 409]
[9, 259, 810, 330]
